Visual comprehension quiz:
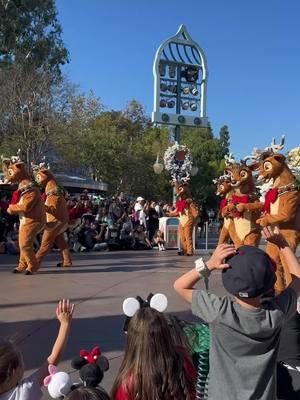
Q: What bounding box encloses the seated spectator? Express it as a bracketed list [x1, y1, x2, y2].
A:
[84, 221, 107, 252]
[5, 222, 19, 255]
[0, 299, 74, 400]
[152, 229, 166, 251]
[65, 387, 110, 400]
[133, 225, 152, 250]
[119, 218, 134, 250]
[174, 227, 300, 400]
[111, 306, 196, 399]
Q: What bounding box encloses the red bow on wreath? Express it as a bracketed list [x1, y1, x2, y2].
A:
[263, 188, 278, 214]
[80, 346, 101, 364]
[176, 199, 187, 213]
[232, 195, 250, 218]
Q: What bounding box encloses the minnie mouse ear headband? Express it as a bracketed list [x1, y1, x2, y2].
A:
[122, 293, 168, 332]
[123, 293, 168, 317]
[44, 365, 72, 399]
[44, 346, 109, 398]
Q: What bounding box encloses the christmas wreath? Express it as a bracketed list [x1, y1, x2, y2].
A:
[163, 142, 193, 182]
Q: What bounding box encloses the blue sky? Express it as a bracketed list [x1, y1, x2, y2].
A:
[56, 0, 300, 159]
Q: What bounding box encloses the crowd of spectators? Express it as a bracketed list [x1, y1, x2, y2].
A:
[0, 189, 183, 255]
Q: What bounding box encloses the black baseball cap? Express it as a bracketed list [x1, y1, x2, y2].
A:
[222, 245, 277, 298]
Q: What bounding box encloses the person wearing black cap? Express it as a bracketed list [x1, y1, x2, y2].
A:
[174, 226, 300, 400]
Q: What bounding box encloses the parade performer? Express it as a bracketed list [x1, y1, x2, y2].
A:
[33, 162, 72, 269]
[168, 181, 199, 256]
[1, 152, 46, 274]
[252, 136, 300, 293]
[164, 143, 199, 256]
[222, 153, 263, 246]
[213, 174, 239, 245]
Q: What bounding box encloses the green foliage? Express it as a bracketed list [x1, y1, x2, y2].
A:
[0, 0, 69, 77]
[180, 125, 230, 207]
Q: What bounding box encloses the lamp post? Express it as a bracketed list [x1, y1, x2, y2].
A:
[152, 25, 209, 142]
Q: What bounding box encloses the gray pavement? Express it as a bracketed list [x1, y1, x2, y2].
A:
[0, 249, 225, 399]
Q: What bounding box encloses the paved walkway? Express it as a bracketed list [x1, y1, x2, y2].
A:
[0, 250, 225, 398]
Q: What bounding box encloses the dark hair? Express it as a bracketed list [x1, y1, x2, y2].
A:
[111, 308, 194, 400]
[0, 341, 21, 386]
[65, 387, 110, 400]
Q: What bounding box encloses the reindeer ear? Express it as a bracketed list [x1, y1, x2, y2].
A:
[14, 162, 24, 169]
[273, 154, 286, 162]
[249, 162, 260, 171]
[150, 293, 168, 312]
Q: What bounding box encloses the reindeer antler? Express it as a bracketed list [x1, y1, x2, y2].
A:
[224, 152, 235, 166]
[242, 155, 258, 166]
[270, 135, 285, 153]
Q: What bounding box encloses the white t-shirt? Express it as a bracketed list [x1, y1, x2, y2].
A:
[0, 373, 42, 400]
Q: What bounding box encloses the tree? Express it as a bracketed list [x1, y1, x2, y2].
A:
[0, 0, 69, 78]
[218, 125, 230, 159]
[0, 63, 73, 164]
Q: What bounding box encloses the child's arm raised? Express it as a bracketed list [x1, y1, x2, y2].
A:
[37, 299, 74, 385]
[174, 244, 236, 303]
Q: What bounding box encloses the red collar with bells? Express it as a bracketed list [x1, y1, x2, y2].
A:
[263, 188, 278, 214]
[232, 195, 250, 218]
[176, 199, 187, 213]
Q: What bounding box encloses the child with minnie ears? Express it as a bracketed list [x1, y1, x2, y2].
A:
[111, 293, 196, 400]
[174, 226, 300, 400]
[0, 299, 74, 400]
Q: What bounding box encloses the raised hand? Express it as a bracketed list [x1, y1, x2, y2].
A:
[56, 299, 75, 325]
[261, 226, 288, 248]
[206, 243, 236, 271]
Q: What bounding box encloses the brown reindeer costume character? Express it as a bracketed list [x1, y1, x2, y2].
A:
[33, 163, 72, 269]
[168, 181, 199, 256]
[213, 174, 238, 245]
[1, 153, 46, 274]
[253, 136, 300, 293]
[222, 153, 263, 247]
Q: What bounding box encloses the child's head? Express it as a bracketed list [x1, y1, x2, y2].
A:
[65, 386, 110, 400]
[0, 341, 23, 392]
[112, 307, 194, 400]
[222, 245, 277, 301]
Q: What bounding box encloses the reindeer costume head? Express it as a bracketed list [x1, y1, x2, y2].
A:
[213, 173, 232, 197]
[251, 136, 296, 188]
[32, 162, 55, 188]
[224, 153, 258, 196]
[1, 150, 30, 185]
